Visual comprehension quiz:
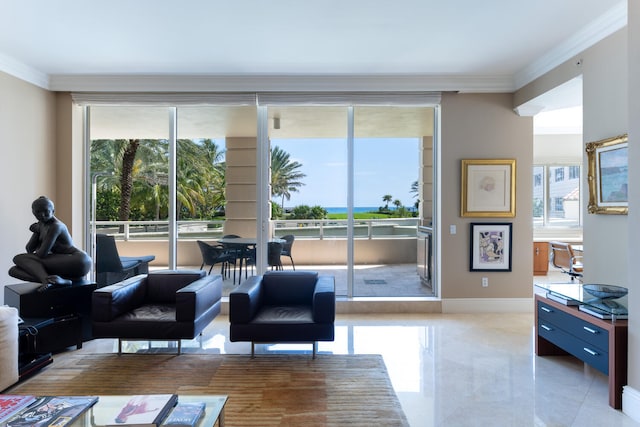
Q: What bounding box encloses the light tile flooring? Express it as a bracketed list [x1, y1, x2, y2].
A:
[45, 265, 638, 426]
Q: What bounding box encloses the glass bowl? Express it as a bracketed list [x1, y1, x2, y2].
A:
[582, 284, 628, 300]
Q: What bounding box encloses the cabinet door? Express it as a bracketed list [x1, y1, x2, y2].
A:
[533, 242, 549, 275]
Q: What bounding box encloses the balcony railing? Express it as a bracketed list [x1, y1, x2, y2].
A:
[95, 218, 420, 241]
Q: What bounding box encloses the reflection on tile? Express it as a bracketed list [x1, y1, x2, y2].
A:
[55, 312, 639, 427]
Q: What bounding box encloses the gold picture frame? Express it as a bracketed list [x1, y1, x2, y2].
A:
[461, 159, 516, 217]
[586, 134, 628, 215]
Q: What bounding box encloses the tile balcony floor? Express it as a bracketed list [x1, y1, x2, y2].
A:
[56, 265, 637, 427]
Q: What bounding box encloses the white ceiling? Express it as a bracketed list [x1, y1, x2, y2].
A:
[0, 0, 627, 99]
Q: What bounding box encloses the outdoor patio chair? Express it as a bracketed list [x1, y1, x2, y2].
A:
[268, 241, 283, 271]
[280, 234, 296, 270]
[197, 240, 236, 282]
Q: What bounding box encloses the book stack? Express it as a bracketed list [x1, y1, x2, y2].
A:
[0, 395, 37, 424]
[579, 304, 629, 320]
[546, 291, 579, 306]
[93, 394, 178, 427]
[2, 395, 98, 427]
[161, 402, 206, 427]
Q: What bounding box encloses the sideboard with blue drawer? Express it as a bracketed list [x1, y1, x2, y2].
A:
[534, 293, 628, 409]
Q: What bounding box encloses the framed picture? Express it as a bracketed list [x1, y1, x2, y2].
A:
[461, 159, 516, 217]
[586, 134, 628, 215]
[469, 222, 512, 272]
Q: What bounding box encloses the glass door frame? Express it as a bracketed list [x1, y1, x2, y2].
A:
[256, 101, 441, 298]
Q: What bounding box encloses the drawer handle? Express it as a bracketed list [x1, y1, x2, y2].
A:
[583, 347, 599, 356]
[583, 326, 598, 334]
[541, 306, 552, 313]
[540, 324, 552, 331]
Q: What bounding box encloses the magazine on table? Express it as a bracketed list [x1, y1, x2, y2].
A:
[5, 396, 98, 427]
[160, 402, 205, 427]
[0, 395, 37, 424]
[92, 394, 178, 427]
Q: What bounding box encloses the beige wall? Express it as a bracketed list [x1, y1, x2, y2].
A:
[440, 93, 534, 300]
[533, 134, 582, 164]
[117, 238, 416, 267]
[224, 136, 257, 237]
[582, 29, 629, 287]
[0, 72, 57, 299]
[54, 93, 85, 241]
[627, 0, 640, 409]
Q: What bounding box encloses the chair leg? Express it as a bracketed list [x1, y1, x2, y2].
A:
[177, 340, 182, 355]
[118, 339, 122, 355]
[251, 342, 255, 358]
[312, 342, 317, 359]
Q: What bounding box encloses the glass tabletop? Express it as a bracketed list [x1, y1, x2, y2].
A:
[535, 282, 628, 317]
[70, 395, 227, 427]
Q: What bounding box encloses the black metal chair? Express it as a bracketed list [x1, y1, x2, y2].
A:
[268, 241, 284, 271]
[196, 240, 236, 282]
[280, 235, 296, 270]
[220, 235, 253, 284]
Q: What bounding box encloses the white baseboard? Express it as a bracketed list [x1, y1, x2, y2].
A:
[442, 298, 533, 313]
[623, 386, 640, 422]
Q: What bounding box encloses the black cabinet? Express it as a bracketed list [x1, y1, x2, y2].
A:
[5, 280, 96, 344]
[18, 318, 53, 380]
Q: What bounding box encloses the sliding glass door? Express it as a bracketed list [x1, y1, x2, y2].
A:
[84, 94, 439, 298]
[267, 106, 349, 296]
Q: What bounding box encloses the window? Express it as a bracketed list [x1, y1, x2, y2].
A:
[533, 164, 581, 229]
[569, 166, 580, 179]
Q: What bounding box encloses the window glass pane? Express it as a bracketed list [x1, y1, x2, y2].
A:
[269, 106, 348, 297]
[547, 165, 580, 228]
[353, 106, 434, 297]
[89, 105, 171, 232]
[533, 166, 544, 227]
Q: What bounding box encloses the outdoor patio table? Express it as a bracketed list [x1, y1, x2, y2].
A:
[217, 237, 285, 283]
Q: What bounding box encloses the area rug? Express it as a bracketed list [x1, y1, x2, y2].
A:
[8, 354, 409, 426]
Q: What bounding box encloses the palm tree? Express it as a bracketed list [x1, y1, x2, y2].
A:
[271, 146, 306, 211]
[382, 194, 393, 210]
[393, 199, 402, 210]
[410, 180, 419, 198]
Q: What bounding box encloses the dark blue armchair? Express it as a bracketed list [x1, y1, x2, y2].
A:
[229, 271, 335, 358]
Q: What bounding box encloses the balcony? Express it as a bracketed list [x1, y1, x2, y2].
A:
[95, 219, 436, 302]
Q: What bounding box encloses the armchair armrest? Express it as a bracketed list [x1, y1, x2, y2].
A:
[313, 275, 335, 323]
[176, 274, 223, 322]
[229, 275, 263, 324]
[92, 275, 148, 322]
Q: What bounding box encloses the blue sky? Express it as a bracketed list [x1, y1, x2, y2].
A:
[272, 138, 419, 208]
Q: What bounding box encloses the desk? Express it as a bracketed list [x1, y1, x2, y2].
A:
[217, 238, 285, 284]
[534, 283, 628, 408]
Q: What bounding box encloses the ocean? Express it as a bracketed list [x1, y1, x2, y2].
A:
[324, 207, 379, 214]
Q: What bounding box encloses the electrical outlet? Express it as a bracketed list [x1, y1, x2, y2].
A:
[482, 277, 489, 287]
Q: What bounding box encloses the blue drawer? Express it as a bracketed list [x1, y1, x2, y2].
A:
[538, 320, 608, 375]
[537, 301, 609, 353]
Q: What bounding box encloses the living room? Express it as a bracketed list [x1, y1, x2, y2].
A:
[1, 2, 639, 426]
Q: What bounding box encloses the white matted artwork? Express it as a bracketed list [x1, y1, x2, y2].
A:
[469, 222, 512, 272]
[461, 159, 516, 217]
